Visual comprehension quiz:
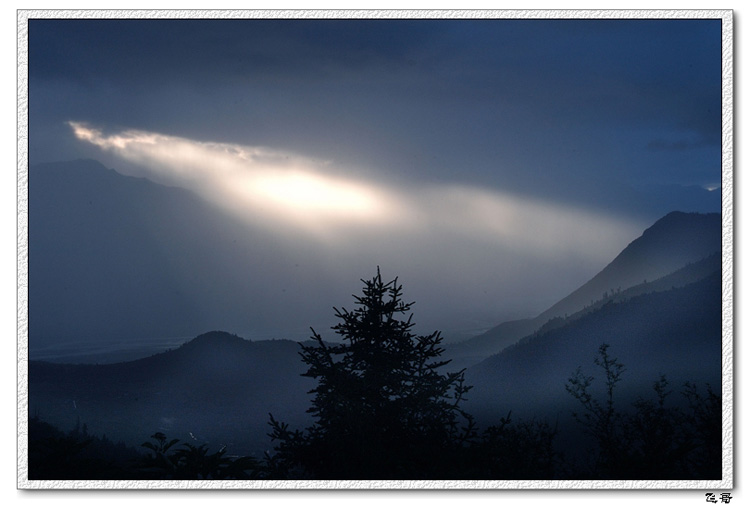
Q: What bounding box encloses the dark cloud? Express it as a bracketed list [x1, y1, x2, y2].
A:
[29, 19, 441, 86]
[647, 137, 712, 152]
[27, 17, 724, 235]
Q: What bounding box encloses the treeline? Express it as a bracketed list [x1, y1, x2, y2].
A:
[28, 416, 143, 480]
[26, 355, 721, 481]
[27, 271, 722, 481]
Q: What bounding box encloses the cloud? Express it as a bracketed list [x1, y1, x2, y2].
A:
[647, 137, 711, 152]
[30, 20, 440, 86]
[32, 20, 721, 209]
[69, 122, 407, 238]
[65, 122, 653, 335]
[418, 185, 641, 259]
[70, 122, 642, 261]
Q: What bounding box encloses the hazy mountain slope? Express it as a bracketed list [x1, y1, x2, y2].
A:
[31, 159, 208, 345]
[446, 211, 721, 367]
[537, 211, 721, 322]
[28, 331, 315, 455]
[463, 269, 722, 424]
[444, 318, 537, 370]
[29, 159, 340, 351]
[516, 252, 722, 347]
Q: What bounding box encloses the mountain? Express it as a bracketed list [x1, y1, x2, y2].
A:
[446, 211, 721, 367]
[463, 268, 722, 425]
[538, 211, 721, 321]
[30, 159, 244, 346]
[28, 331, 315, 455]
[28, 159, 342, 352]
[29, 159, 721, 361]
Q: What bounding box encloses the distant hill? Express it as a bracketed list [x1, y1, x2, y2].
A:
[28, 159, 339, 351]
[464, 268, 722, 424]
[30, 159, 244, 346]
[28, 331, 315, 455]
[446, 211, 721, 367]
[538, 211, 721, 321]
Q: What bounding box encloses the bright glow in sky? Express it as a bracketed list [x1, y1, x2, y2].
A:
[69, 122, 400, 235]
[28, 18, 723, 348]
[242, 171, 383, 218]
[70, 121, 642, 263]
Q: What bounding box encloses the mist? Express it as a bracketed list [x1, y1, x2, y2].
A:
[61, 122, 645, 338]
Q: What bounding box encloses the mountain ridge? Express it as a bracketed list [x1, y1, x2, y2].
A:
[446, 211, 721, 367]
[28, 331, 315, 455]
[538, 210, 721, 322]
[29, 159, 343, 350]
[464, 267, 722, 424]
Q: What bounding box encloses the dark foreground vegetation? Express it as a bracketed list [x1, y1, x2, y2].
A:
[27, 271, 722, 481]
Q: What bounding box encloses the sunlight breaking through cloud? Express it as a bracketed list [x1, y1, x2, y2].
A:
[420, 185, 641, 258]
[70, 122, 642, 262]
[69, 122, 398, 235]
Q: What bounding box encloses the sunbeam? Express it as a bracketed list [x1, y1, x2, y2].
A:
[70, 121, 642, 261]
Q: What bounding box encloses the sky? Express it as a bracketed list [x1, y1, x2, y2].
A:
[30, 17, 722, 197]
[25, 14, 725, 342]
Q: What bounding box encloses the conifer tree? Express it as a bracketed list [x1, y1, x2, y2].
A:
[268, 268, 474, 479]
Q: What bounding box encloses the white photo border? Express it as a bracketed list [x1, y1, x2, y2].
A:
[16, 8, 734, 490]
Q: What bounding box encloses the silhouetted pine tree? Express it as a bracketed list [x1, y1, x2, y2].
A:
[268, 268, 475, 479]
